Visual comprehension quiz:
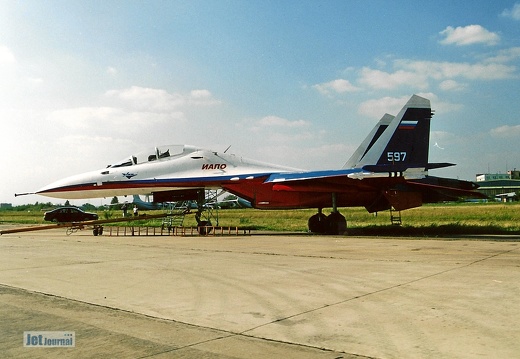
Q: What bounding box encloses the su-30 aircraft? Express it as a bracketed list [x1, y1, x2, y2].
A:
[34, 95, 485, 234]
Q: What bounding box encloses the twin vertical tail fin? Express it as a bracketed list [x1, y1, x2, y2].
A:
[343, 113, 394, 168]
[348, 95, 454, 176]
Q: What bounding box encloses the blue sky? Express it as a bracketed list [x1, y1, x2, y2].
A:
[1, 1, 520, 205]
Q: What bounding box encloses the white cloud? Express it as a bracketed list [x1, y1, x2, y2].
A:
[0, 45, 18, 94]
[188, 89, 222, 105]
[352, 56, 517, 92]
[56, 135, 134, 160]
[501, 3, 520, 20]
[49, 106, 177, 125]
[46, 105, 187, 144]
[237, 115, 314, 158]
[439, 79, 465, 91]
[106, 66, 117, 75]
[313, 79, 359, 95]
[431, 100, 463, 115]
[190, 89, 211, 99]
[358, 67, 428, 90]
[105, 86, 186, 112]
[358, 96, 411, 118]
[490, 124, 520, 138]
[357, 93, 462, 119]
[105, 86, 220, 112]
[257, 115, 309, 128]
[483, 47, 520, 64]
[439, 25, 499, 46]
[315, 45, 519, 96]
[262, 131, 315, 144]
[0, 45, 16, 64]
[400, 60, 515, 80]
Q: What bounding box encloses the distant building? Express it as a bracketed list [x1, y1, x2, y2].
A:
[476, 173, 511, 182]
[508, 170, 520, 179]
[476, 170, 520, 182]
[476, 170, 520, 200]
[0, 203, 13, 209]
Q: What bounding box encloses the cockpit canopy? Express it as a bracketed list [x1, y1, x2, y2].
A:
[108, 145, 191, 168]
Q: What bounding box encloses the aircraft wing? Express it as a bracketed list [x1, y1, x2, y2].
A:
[263, 168, 482, 198]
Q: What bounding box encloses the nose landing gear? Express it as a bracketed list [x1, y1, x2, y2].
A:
[195, 189, 219, 235]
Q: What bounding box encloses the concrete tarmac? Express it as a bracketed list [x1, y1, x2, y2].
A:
[0, 228, 519, 358]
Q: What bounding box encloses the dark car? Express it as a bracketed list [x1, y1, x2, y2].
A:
[43, 206, 98, 223]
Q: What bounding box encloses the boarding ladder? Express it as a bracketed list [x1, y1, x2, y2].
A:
[162, 201, 190, 230]
[390, 207, 402, 226]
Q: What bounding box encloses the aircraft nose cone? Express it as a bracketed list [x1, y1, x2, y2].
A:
[36, 178, 75, 199]
[36, 171, 99, 199]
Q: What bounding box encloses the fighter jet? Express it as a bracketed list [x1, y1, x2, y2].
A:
[34, 95, 485, 233]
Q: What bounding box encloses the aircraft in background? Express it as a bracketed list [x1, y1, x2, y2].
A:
[130, 193, 252, 210]
[33, 95, 485, 234]
[130, 195, 165, 210]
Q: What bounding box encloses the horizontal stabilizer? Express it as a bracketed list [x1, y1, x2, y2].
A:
[410, 175, 482, 192]
[425, 162, 456, 170]
[407, 176, 488, 201]
[363, 162, 455, 173]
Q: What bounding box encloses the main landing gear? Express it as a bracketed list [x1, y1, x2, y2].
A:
[308, 209, 346, 235]
[308, 193, 346, 235]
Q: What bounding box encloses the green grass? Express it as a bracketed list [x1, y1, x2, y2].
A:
[2, 202, 520, 235]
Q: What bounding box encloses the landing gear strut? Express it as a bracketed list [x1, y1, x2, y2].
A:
[195, 189, 220, 235]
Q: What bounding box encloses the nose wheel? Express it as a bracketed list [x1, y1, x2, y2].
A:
[93, 225, 103, 236]
[196, 220, 212, 235]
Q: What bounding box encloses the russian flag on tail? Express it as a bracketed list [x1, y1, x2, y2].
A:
[398, 120, 418, 130]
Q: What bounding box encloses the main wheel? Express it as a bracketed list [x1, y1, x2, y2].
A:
[327, 212, 346, 235]
[308, 213, 328, 233]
